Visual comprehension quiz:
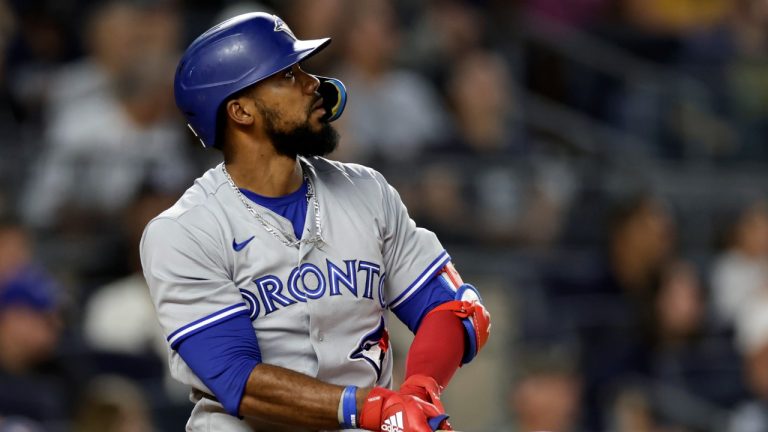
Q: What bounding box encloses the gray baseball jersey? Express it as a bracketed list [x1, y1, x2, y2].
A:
[140, 157, 447, 431]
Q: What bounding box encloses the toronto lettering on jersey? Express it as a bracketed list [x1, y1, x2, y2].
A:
[240, 259, 387, 319]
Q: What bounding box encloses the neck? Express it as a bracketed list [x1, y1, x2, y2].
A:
[223, 140, 304, 197]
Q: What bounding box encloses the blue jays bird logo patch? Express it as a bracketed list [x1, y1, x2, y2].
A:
[349, 317, 389, 382]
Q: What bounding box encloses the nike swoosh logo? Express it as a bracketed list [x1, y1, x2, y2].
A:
[232, 236, 255, 252]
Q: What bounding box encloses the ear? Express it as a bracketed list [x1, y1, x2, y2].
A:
[225, 97, 256, 126]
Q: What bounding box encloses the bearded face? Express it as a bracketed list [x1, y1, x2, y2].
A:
[254, 98, 339, 159]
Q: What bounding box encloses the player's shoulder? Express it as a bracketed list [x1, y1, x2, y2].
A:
[145, 164, 229, 233]
[307, 157, 388, 185]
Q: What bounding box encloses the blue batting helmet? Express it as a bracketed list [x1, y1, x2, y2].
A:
[174, 12, 346, 148]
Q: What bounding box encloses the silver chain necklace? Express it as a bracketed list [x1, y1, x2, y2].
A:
[221, 163, 324, 248]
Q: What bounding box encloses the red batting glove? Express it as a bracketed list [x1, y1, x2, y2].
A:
[399, 375, 444, 408]
[359, 387, 450, 432]
[398, 375, 452, 430]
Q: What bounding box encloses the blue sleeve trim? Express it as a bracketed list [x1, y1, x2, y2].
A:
[388, 251, 450, 309]
[391, 267, 455, 333]
[168, 303, 250, 349]
[177, 312, 262, 416]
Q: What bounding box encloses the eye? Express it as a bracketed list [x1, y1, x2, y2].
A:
[284, 69, 295, 79]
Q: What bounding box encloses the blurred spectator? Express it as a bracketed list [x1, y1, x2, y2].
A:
[44, 1, 143, 121]
[22, 54, 192, 231]
[330, 0, 449, 163]
[710, 198, 768, 432]
[82, 188, 175, 359]
[41, 1, 180, 119]
[507, 348, 582, 432]
[20, 1, 193, 231]
[727, 301, 768, 432]
[401, 157, 575, 248]
[711, 198, 768, 331]
[654, 261, 704, 348]
[609, 260, 737, 432]
[4, 0, 78, 126]
[604, 194, 675, 295]
[545, 193, 676, 430]
[548, 193, 748, 430]
[405, 48, 521, 244]
[503, 161, 576, 249]
[0, 265, 69, 427]
[407, 162, 470, 244]
[0, 266, 62, 373]
[285, 0, 342, 74]
[401, 0, 486, 86]
[81, 187, 185, 401]
[441, 49, 522, 154]
[411, 47, 573, 247]
[0, 217, 32, 280]
[72, 375, 155, 432]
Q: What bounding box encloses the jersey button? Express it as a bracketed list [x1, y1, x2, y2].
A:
[318, 334, 324, 342]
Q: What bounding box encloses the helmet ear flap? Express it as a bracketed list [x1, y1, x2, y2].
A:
[316, 76, 347, 122]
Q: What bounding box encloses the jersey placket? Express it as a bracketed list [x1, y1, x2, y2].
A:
[297, 173, 326, 376]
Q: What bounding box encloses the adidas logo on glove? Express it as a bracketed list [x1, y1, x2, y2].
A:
[380, 411, 404, 432]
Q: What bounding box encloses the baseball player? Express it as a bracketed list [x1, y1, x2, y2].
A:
[140, 12, 491, 432]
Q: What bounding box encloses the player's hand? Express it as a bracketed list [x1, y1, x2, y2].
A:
[398, 375, 453, 431]
[359, 387, 450, 432]
[399, 375, 443, 407]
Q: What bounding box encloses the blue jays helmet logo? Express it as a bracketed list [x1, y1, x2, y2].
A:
[349, 317, 389, 382]
[273, 16, 296, 40]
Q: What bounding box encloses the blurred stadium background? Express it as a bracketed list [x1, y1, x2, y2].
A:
[1, 0, 768, 431]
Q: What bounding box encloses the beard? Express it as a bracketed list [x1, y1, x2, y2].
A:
[257, 101, 339, 159]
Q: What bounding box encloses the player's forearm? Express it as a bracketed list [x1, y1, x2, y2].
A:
[239, 363, 367, 429]
[405, 310, 464, 386]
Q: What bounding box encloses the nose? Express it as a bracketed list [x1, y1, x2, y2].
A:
[299, 68, 320, 94]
